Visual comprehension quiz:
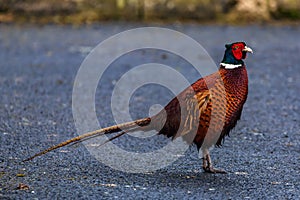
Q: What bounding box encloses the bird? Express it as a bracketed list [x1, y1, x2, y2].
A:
[24, 42, 253, 173]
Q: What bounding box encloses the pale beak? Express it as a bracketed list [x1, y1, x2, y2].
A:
[242, 46, 253, 53]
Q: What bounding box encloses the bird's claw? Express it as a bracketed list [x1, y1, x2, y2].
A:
[202, 153, 227, 174]
[203, 166, 227, 174]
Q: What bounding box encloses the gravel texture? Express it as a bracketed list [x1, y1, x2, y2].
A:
[0, 23, 299, 199]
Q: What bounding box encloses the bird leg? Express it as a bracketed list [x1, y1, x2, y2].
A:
[202, 151, 226, 174]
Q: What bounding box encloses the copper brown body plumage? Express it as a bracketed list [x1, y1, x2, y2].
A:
[24, 42, 253, 173]
[154, 66, 248, 146]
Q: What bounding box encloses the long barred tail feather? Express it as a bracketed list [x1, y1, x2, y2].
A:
[69, 125, 142, 148]
[23, 117, 151, 162]
[97, 131, 127, 147]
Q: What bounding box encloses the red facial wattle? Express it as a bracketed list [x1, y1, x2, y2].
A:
[231, 43, 246, 60]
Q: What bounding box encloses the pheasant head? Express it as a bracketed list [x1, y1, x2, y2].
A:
[221, 42, 253, 69]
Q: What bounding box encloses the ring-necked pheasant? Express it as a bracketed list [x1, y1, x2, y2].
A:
[24, 42, 253, 173]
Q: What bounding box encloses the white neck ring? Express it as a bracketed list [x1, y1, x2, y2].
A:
[220, 63, 242, 69]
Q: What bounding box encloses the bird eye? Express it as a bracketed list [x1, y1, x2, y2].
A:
[233, 46, 239, 50]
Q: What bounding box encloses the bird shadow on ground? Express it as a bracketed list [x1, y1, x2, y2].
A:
[130, 169, 236, 188]
[86, 160, 239, 192]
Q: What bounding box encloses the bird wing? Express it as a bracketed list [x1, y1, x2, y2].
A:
[172, 89, 211, 142]
[153, 71, 223, 143]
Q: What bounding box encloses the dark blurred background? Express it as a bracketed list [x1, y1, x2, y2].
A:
[0, 0, 300, 24]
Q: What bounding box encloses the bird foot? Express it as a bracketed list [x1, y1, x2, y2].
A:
[203, 166, 227, 174]
[202, 153, 226, 174]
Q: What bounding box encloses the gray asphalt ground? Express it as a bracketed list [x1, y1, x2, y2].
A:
[0, 23, 299, 199]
